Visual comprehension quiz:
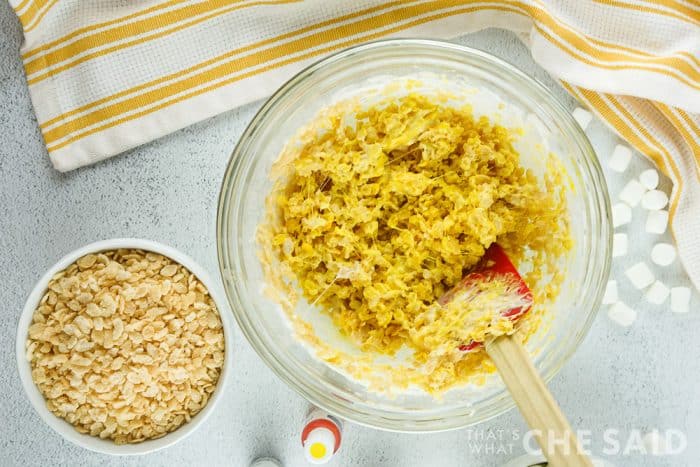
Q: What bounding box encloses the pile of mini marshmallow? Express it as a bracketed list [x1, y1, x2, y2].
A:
[572, 108, 692, 327]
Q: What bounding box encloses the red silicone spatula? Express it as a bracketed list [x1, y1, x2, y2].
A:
[439, 243, 534, 352]
[444, 243, 592, 467]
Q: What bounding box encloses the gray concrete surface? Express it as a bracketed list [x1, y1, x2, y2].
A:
[1, 3, 698, 466]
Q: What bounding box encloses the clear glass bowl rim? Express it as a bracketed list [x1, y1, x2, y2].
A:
[217, 38, 612, 432]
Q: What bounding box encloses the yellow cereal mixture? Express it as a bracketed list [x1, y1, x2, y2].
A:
[260, 93, 571, 394]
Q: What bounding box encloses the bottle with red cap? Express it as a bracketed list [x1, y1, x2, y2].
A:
[301, 407, 343, 464]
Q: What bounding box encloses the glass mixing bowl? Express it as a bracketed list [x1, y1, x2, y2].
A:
[217, 39, 611, 432]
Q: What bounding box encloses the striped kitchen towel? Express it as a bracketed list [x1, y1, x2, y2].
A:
[8, 0, 700, 288]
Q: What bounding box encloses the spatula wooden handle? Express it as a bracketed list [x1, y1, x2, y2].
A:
[487, 334, 593, 467]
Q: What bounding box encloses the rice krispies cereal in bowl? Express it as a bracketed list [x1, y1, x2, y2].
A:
[16, 239, 233, 455]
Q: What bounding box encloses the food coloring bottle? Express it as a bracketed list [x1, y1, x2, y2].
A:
[301, 407, 343, 464]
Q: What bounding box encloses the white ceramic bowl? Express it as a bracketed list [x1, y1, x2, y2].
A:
[16, 239, 233, 455]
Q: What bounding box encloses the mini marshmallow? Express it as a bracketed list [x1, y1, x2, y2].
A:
[639, 169, 659, 190]
[609, 144, 632, 173]
[613, 233, 628, 257]
[608, 301, 637, 327]
[651, 243, 676, 267]
[645, 281, 670, 305]
[641, 190, 669, 210]
[572, 107, 593, 130]
[602, 280, 618, 305]
[670, 287, 691, 313]
[612, 203, 632, 228]
[619, 180, 646, 207]
[625, 262, 655, 290]
[645, 210, 669, 234]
